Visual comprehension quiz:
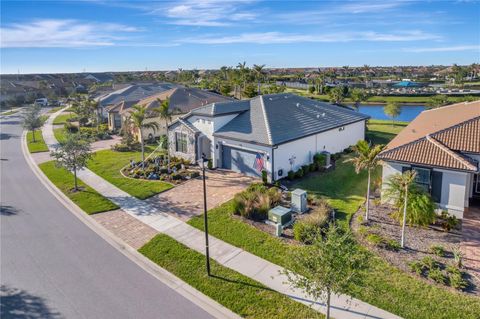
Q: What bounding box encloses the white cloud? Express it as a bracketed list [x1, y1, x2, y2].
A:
[403, 45, 480, 52]
[179, 30, 441, 44]
[341, 1, 408, 14]
[154, 0, 258, 27]
[0, 19, 140, 48]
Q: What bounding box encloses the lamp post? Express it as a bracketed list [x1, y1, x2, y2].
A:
[200, 153, 211, 276]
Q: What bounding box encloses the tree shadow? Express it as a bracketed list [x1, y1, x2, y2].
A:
[209, 274, 274, 292]
[0, 285, 62, 319]
[0, 206, 20, 216]
[0, 133, 18, 140]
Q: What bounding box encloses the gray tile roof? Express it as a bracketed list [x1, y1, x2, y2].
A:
[97, 83, 177, 106]
[191, 100, 250, 116]
[213, 93, 369, 146]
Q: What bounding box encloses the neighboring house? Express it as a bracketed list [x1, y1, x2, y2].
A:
[95, 83, 177, 119]
[110, 87, 232, 139]
[378, 101, 480, 219]
[84, 73, 114, 83]
[168, 93, 369, 181]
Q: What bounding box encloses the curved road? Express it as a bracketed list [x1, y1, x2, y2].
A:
[0, 112, 213, 319]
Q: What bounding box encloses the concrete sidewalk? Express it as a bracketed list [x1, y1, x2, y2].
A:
[42, 112, 402, 319]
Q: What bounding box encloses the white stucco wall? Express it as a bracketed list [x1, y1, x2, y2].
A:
[273, 120, 366, 180]
[381, 161, 470, 219]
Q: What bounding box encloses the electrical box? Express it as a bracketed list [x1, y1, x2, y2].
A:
[291, 189, 307, 213]
[268, 206, 292, 226]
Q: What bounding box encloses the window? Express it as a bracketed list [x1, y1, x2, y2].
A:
[175, 132, 188, 153]
[413, 167, 431, 192]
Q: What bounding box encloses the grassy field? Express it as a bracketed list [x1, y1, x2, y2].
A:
[47, 106, 64, 114]
[53, 127, 67, 143]
[188, 120, 480, 319]
[26, 131, 49, 153]
[86, 148, 173, 199]
[53, 111, 74, 125]
[1, 109, 20, 116]
[39, 161, 119, 214]
[366, 119, 408, 145]
[139, 234, 323, 319]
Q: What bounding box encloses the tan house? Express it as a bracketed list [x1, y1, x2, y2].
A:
[378, 100, 480, 219]
[111, 87, 232, 141]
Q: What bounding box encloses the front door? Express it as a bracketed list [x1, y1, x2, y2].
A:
[473, 174, 480, 199]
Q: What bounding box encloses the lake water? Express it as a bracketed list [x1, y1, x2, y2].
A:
[356, 104, 426, 122]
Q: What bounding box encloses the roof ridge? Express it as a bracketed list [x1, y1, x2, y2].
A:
[426, 135, 477, 171]
[431, 115, 480, 138]
[259, 95, 273, 144]
[421, 99, 480, 113]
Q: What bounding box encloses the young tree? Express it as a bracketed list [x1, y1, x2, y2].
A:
[328, 86, 346, 104]
[129, 105, 159, 169]
[345, 140, 383, 222]
[384, 102, 400, 126]
[283, 225, 368, 319]
[51, 132, 93, 191]
[243, 83, 258, 98]
[427, 95, 449, 109]
[154, 98, 172, 170]
[22, 105, 44, 142]
[383, 171, 436, 247]
[350, 88, 368, 109]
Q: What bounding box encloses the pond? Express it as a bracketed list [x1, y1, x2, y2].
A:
[355, 104, 426, 122]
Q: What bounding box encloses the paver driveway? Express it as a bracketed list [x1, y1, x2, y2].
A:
[146, 169, 257, 221]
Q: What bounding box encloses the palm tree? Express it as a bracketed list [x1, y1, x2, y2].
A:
[345, 140, 383, 222]
[154, 98, 172, 170]
[236, 61, 248, 96]
[385, 170, 417, 248]
[129, 105, 159, 169]
[253, 64, 266, 94]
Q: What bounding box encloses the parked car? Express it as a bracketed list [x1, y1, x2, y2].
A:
[34, 98, 48, 107]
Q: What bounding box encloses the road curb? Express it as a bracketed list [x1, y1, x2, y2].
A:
[21, 130, 240, 319]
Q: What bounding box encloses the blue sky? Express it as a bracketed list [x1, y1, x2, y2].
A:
[1, 0, 479, 74]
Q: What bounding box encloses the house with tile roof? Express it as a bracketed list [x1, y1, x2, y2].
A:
[107, 87, 232, 140]
[167, 93, 369, 181]
[378, 100, 480, 219]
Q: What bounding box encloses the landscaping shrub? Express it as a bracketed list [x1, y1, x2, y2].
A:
[430, 244, 446, 257]
[438, 211, 459, 232]
[295, 167, 304, 179]
[64, 122, 78, 133]
[207, 159, 213, 169]
[385, 239, 401, 252]
[301, 165, 310, 174]
[428, 268, 446, 284]
[309, 163, 316, 172]
[313, 153, 326, 167]
[408, 260, 424, 275]
[453, 247, 463, 268]
[365, 233, 384, 246]
[357, 225, 368, 237]
[232, 184, 280, 221]
[287, 170, 295, 180]
[261, 170, 268, 185]
[449, 272, 468, 290]
[293, 200, 332, 244]
[421, 256, 438, 271]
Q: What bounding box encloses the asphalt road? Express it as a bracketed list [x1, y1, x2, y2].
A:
[0, 112, 213, 319]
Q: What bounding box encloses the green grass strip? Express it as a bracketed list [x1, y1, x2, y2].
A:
[39, 161, 119, 214]
[139, 234, 323, 319]
[53, 112, 74, 125]
[87, 148, 173, 199]
[26, 131, 49, 153]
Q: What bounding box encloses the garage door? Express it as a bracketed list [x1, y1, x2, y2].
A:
[222, 146, 262, 178]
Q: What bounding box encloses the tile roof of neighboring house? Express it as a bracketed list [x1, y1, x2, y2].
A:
[104, 100, 137, 113]
[379, 100, 480, 172]
[190, 100, 251, 116]
[96, 83, 177, 106]
[213, 93, 369, 146]
[384, 100, 480, 151]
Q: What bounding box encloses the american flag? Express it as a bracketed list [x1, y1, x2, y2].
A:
[253, 153, 264, 172]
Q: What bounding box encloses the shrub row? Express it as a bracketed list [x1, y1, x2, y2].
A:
[232, 184, 282, 220]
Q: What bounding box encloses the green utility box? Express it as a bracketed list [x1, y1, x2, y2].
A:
[268, 206, 292, 226]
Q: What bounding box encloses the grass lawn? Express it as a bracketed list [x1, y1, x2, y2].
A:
[47, 106, 63, 114]
[53, 111, 74, 125]
[2, 109, 19, 116]
[39, 161, 119, 214]
[139, 234, 322, 319]
[188, 121, 480, 318]
[366, 119, 407, 146]
[26, 131, 49, 153]
[86, 148, 173, 199]
[53, 127, 67, 143]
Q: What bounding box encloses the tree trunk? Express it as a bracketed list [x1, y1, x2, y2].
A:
[326, 289, 331, 319]
[257, 80, 261, 95]
[366, 169, 371, 221]
[140, 130, 145, 170]
[32, 129, 36, 142]
[401, 184, 408, 248]
[166, 119, 170, 173]
[73, 167, 78, 191]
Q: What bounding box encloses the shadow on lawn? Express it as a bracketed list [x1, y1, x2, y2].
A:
[209, 274, 274, 292]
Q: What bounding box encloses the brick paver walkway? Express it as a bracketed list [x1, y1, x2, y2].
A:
[462, 207, 480, 279]
[92, 209, 159, 249]
[147, 170, 256, 221]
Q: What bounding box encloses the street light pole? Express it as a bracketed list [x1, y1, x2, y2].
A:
[201, 154, 211, 276]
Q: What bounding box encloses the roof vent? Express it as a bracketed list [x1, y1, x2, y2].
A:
[296, 103, 300, 107]
[322, 113, 326, 117]
[269, 97, 273, 100]
[316, 114, 320, 119]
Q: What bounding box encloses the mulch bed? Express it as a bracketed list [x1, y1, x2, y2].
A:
[351, 197, 479, 296]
